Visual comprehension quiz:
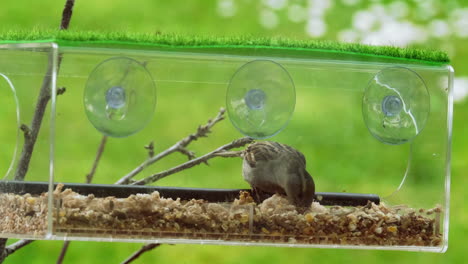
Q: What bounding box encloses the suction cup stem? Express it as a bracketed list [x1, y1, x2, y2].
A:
[362, 67, 430, 145]
[381, 95, 403, 117]
[84, 57, 156, 138]
[245, 89, 266, 110]
[106, 86, 126, 109]
[105, 86, 127, 121]
[226, 60, 296, 139]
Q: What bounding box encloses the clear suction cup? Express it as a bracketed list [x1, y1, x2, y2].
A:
[84, 57, 156, 138]
[362, 67, 430, 145]
[226, 60, 296, 139]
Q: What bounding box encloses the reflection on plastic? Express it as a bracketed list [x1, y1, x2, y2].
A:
[362, 67, 430, 145]
[226, 60, 296, 139]
[0, 73, 21, 179]
[84, 57, 156, 138]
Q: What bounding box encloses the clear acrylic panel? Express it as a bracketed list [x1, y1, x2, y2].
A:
[0, 42, 58, 239]
[0, 42, 452, 252]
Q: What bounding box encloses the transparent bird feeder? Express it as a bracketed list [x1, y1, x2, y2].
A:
[0, 35, 453, 252]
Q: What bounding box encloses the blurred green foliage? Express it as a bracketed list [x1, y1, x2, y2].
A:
[1, 0, 467, 263]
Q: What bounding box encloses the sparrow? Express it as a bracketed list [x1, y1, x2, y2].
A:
[242, 141, 315, 209]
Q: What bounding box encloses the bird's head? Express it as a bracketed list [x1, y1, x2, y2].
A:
[291, 170, 315, 211]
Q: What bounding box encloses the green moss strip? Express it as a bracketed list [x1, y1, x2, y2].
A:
[0, 29, 450, 63]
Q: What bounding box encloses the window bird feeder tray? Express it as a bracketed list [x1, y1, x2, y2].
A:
[0, 31, 453, 252]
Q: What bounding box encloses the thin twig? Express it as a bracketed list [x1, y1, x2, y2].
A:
[144, 141, 155, 158]
[86, 136, 108, 183]
[120, 243, 160, 264]
[57, 87, 67, 96]
[5, 240, 33, 256]
[56, 241, 70, 264]
[116, 108, 226, 185]
[14, 58, 56, 181]
[0, 240, 33, 262]
[132, 137, 253, 185]
[60, 0, 75, 30]
[14, 0, 75, 181]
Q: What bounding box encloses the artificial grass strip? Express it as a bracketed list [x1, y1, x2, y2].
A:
[0, 29, 450, 64]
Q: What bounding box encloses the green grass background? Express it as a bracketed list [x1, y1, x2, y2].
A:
[1, 0, 467, 263]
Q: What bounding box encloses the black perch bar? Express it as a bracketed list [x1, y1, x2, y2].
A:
[0, 181, 380, 206]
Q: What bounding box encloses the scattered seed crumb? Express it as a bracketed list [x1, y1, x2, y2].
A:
[374, 227, 382, 234]
[305, 213, 314, 223]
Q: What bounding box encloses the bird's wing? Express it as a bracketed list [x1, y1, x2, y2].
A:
[244, 141, 307, 168]
[244, 141, 281, 167]
[278, 142, 307, 166]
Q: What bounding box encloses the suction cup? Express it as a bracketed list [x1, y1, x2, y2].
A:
[362, 67, 430, 145]
[84, 57, 156, 138]
[226, 60, 296, 139]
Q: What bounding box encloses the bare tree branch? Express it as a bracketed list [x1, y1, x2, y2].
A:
[0, 240, 33, 262]
[53, 3, 77, 262]
[116, 108, 226, 185]
[60, 0, 75, 30]
[132, 137, 252, 185]
[5, 240, 33, 256]
[14, 0, 75, 181]
[121, 244, 160, 264]
[56, 241, 70, 264]
[0, 239, 6, 263]
[86, 136, 108, 183]
[14, 57, 56, 181]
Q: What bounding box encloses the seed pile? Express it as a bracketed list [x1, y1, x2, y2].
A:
[0, 184, 442, 247]
[0, 192, 48, 236]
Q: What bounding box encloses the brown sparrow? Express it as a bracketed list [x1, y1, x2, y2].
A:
[242, 141, 315, 209]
